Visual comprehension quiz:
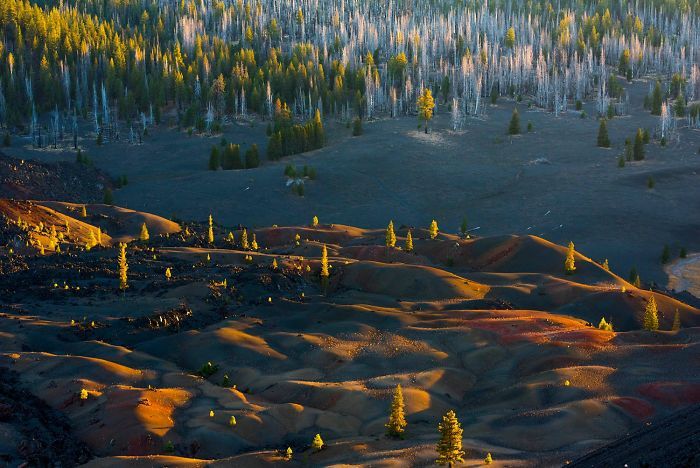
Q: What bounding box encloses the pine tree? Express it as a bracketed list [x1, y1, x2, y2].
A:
[208, 215, 214, 244]
[505, 27, 516, 49]
[241, 229, 249, 249]
[386, 220, 396, 248]
[597, 119, 610, 147]
[602, 259, 609, 271]
[484, 453, 493, 465]
[251, 233, 259, 250]
[629, 267, 641, 288]
[460, 217, 468, 237]
[352, 117, 363, 136]
[285, 447, 293, 460]
[139, 222, 150, 241]
[312, 216, 319, 227]
[245, 144, 260, 168]
[643, 295, 659, 331]
[209, 146, 220, 170]
[165, 267, 172, 281]
[435, 410, 465, 466]
[429, 220, 439, 239]
[651, 81, 663, 116]
[405, 230, 414, 252]
[118, 242, 128, 291]
[671, 309, 681, 331]
[508, 107, 520, 135]
[633, 128, 645, 161]
[417, 88, 435, 133]
[564, 241, 576, 274]
[385, 384, 407, 438]
[103, 188, 113, 205]
[81, 205, 87, 218]
[320, 244, 329, 278]
[311, 433, 324, 452]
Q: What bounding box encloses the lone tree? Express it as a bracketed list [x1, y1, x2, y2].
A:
[405, 230, 414, 252]
[633, 128, 645, 161]
[320, 244, 329, 279]
[597, 119, 610, 147]
[643, 295, 659, 331]
[118, 242, 128, 291]
[208, 215, 214, 244]
[386, 220, 396, 248]
[564, 241, 576, 274]
[429, 220, 439, 239]
[435, 410, 465, 466]
[312, 215, 319, 227]
[508, 107, 520, 135]
[385, 384, 407, 438]
[311, 433, 324, 452]
[209, 146, 220, 170]
[139, 222, 150, 242]
[417, 88, 435, 133]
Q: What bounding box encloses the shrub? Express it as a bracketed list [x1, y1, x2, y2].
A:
[209, 146, 220, 170]
[508, 108, 520, 135]
[245, 144, 260, 168]
[352, 117, 363, 136]
[597, 119, 610, 147]
[198, 361, 219, 378]
[647, 176, 655, 189]
[311, 434, 324, 452]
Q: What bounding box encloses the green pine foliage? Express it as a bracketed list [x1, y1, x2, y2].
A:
[245, 144, 260, 168]
[435, 410, 465, 466]
[209, 146, 220, 170]
[222, 144, 242, 170]
[643, 295, 659, 331]
[597, 119, 610, 147]
[385, 384, 407, 438]
[508, 107, 520, 135]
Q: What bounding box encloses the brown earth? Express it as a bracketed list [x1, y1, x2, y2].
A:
[0, 202, 699, 466]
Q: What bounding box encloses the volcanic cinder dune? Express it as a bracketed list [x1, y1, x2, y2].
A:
[1, 201, 699, 467]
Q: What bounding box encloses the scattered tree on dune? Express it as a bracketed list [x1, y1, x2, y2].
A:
[312, 216, 319, 227]
[386, 220, 396, 248]
[602, 259, 610, 271]
[385, 384, 407, 438]
[118, 242, 128, 291]
[165, 267, 172, 281]
[312, 433, 324, 452]
[435, 410, 465, 466]
[405, 230, 414, 252]
[417, 88, 435, 134]
[643, 295, 659, 331]
[139, 222, 149, 242]
[564, 241, 576, 274]
[429, 220, 439, 239]
[484, 453, 493, 464]
[241, 229, 249, 250]
[598, 317, 614, 331]
[81, 205, 87, 218]
[320, 244, 329, 278]
[208, 215, 214, 244]
[251, 233, 259, 251]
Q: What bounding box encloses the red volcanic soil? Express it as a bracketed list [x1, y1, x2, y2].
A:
[638, 381, 700, 406]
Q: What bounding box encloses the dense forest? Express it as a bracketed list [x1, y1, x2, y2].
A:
[1, 0, 699, 141]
